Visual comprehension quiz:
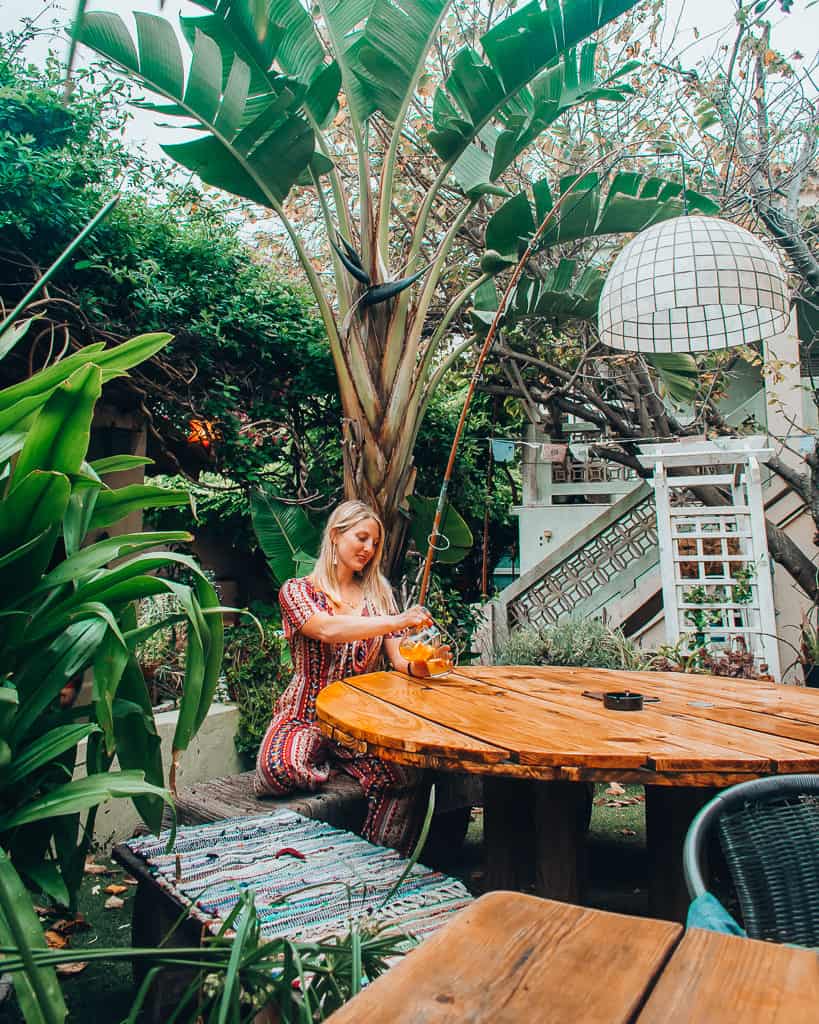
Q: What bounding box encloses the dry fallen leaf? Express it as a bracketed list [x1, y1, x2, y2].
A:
[104, 895, 125, 910]
[57, 962, 88, 976]
[122, 876, 139, 887]
[605, 782, 626, 796]
[44, 930, 68, 949]
[617, 828, 637, 837]
[51, 915, 90, 936]
[84, 860, 110, 876]
[104, 884, 128, 896]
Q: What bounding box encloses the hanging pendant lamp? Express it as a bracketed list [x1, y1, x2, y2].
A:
[598, 216, 789, 352]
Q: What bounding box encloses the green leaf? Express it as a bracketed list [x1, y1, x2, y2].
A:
[0, 850, 67, 1024]
[87, 484, 189, 530]
[112, 654, 165, 832]
[169, 581, 206, 760]
[63, 479, 102, 558]
[351, 0, 449, 122]
[20, 861, 70, 909]
[406, 495, 472, 564]
[88, 455, 154, 476]
[3, 725, 100, 787]
[134, 12, 184, 97]
[36, 531, 192, 589]
[646, 352, 699, 405]
[10, 620, 108, 744]
[0, 334, 169, 415]
[250, 489, 321, 584]
[0, 470, 70, 556]
[92, 629, 129, 755]
[0, 318, 33, 362]
[11, 364, 102, 487]
[429, 0, 641, 165]
[81, 12, 316, 209]
[0, 771, 171, 830]
[190, 572, 225, 735]
[484, 191, 534, 257]
[483, 172, 720, 261]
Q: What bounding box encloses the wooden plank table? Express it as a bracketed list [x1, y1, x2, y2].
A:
[328, 892, 819, 1024]
[316, 666, 819, 920]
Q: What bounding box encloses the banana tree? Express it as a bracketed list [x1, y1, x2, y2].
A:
[77, 0, 646, 569]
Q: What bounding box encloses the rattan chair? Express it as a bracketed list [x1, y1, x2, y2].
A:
[683, 774, 819, 947]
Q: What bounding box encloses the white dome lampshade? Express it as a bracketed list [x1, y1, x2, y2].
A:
[597, 216, 789, 352]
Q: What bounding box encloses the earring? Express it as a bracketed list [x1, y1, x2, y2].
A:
[332, 543, 337, 566]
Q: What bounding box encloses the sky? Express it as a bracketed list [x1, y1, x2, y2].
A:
[2, 0, 818, 157]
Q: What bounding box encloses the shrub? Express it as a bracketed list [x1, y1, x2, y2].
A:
[223, 615, 291, 765]
[494, 616, 647, 670]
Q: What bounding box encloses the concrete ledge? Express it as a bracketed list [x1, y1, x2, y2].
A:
[78, 703, 242, 847]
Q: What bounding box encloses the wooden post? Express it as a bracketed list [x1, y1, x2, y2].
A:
[483, 778, 536, 892]
[645, 785, 713, 923]
[533, 781, 589, 903]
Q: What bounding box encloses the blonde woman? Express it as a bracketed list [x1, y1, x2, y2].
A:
[255, 500, 434, 854]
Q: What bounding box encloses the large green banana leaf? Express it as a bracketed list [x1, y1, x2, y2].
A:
[452, 44, 637, 194]
[80, 11, 317, 206]
[250, 489, 321, 584]
[645, 352, 699, 405]
[318, 0, 449, 122]
[485, 172, 720, 260]
[471, 259, 605, 332]
[429, 0, 640, 164]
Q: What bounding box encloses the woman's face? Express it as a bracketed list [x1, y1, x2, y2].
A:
[334, 517, 381, 574]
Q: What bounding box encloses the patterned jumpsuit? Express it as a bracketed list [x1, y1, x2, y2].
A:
[255, 577, 427, 855]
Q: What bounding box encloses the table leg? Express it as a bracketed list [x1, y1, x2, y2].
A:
[534, 780, 588, 903]
[645, 785, 714, 923]
[483, 778, 588, 902]
[483, 777, 536, 892]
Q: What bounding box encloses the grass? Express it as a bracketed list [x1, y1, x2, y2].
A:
[0, 784, 649, 1022]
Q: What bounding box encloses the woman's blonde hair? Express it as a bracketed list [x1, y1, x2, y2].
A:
[311, 500, 396, 614]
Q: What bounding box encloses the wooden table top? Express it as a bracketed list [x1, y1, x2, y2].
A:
[316, 666, 819, 786]
[327, 892, 819, 1024]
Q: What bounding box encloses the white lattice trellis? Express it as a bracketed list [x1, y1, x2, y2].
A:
[639, 438, 780, 680]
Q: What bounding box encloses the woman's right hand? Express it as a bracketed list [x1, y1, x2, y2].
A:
[398, 605, 433, 631]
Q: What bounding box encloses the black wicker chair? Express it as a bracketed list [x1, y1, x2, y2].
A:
[683, 774, 819, 947]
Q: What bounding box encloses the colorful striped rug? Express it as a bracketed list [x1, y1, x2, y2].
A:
[127, 809, 473, 946]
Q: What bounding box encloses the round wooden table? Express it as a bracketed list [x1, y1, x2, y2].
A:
[316, 665, 819, 920]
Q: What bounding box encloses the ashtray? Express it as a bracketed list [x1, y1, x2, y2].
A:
[603, 690, 644, 711]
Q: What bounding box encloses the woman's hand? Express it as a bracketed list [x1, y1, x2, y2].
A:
[398, 605, 433, 631]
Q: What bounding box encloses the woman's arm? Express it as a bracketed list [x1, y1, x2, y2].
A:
[299, 605, 431, 644]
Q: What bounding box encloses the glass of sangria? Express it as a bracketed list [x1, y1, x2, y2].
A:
[398, 625, 456, 676]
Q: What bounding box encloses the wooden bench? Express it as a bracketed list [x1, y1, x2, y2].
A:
[166, 766, 482, 854]
[167, 767, 367, 830]
[115, 809, 473, 1023]
[329, 891, 819, 1023]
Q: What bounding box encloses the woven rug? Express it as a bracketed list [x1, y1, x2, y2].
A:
[127, 809, 473, 946]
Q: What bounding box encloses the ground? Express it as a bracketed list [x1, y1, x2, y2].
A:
[0, 785, 648, 1022]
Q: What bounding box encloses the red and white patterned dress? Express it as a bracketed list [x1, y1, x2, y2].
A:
[255, 577, 426, 854]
